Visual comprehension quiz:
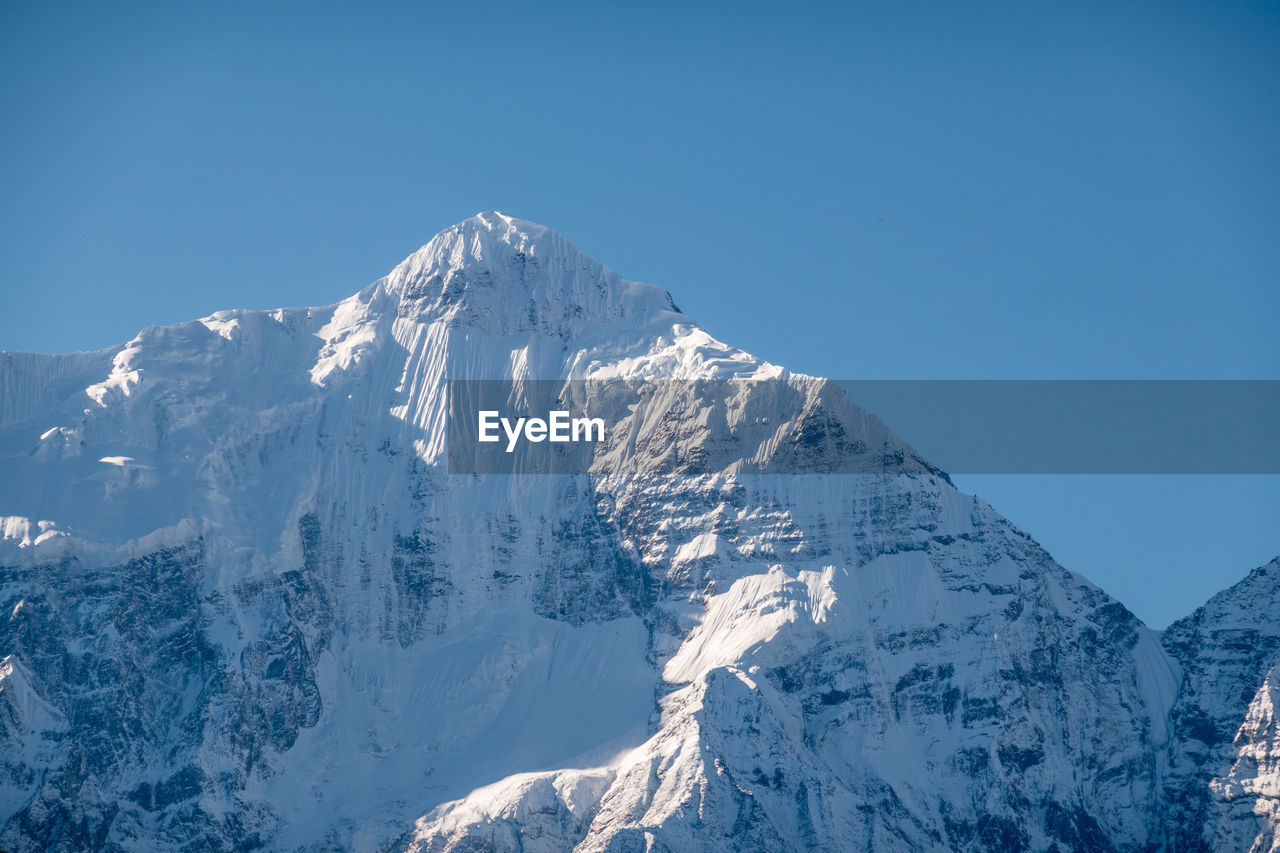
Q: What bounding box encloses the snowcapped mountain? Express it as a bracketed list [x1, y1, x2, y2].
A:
[0, 212, 1275, 852]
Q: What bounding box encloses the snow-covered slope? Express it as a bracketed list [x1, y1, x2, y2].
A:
[0, 213, 1275, 852]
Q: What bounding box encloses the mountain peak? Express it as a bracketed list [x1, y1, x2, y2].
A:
[437, 211, 554, 258]
[381, 212, 679, 334]
[393, 211, 575, 283]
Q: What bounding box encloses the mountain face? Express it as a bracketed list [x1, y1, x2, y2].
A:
[1163, 559, 1280, 853]
[0, 212, 1275, 852]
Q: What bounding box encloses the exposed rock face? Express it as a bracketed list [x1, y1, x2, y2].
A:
[1163, 559, 1280, 852]
[1212, 667, 1280, 853]
[0, 213, 1275, 851]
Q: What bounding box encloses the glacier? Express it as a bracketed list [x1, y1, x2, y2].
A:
[0, 211, 1276, 852]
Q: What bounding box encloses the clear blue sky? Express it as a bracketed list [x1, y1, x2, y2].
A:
[1, 0, 1276, 627]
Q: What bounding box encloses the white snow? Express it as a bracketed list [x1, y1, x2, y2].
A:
[98, 456, 135, 466]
